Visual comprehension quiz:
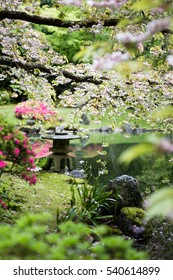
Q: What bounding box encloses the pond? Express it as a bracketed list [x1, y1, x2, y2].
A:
[69, 131, 172, 191]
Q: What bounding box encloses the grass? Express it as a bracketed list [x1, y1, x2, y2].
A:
[1, 172, 74, 232]
[1, 103, 152, 130]
[0, 104, 21, 125]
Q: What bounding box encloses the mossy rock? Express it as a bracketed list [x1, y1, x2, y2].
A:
[107, 175, 143, 212]
[116, 207, 153, 239]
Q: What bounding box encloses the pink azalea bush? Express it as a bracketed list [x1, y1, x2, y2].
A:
[14, 99, 57, 121]
[0, 113, 37, 185]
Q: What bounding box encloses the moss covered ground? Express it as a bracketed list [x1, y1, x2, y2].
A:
[1, 172, 73, 231]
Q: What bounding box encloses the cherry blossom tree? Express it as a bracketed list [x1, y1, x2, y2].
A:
[0, 0, 172, 132]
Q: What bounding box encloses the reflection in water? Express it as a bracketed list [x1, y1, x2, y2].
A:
[73, 133, 173, 192]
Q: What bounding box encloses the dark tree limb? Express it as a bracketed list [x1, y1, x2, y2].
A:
[0, 56, 105, 84]
[0, 57, 52, 73]
[62, 70, 104, 84]
[0, 10, 119, 28]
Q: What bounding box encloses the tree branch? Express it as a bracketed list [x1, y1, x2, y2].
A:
[0, 56, 105, 84]
[0, 10, 119, 28]
[62, 70, 104, 84]
[0, 57, 52, 73]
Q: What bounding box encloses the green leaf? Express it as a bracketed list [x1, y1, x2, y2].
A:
[146, 187, 173, 219]
[119, 143, 155, 164]
[131, 0, 161, 11]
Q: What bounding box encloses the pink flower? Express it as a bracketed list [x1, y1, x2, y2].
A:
[22, 173, 30, 181]
[29, 157, 35, 168]
[0, 160, 7, 169]
[29, 175, 37, 185]
[29, 157, 34, 164]
[0, 199, 7, 209]
[2, 203, 7, 209]
[23, 143, 28, 149]
[14, 139, 20, 145]
[13, 148, 20, 157]
[4, 134, 13, 140]
[0, 126, 3, 131]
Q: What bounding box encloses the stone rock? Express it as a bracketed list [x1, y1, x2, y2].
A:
[116, 207, 153, 239]
[20, 126, 40, 137]
[92, 126, 113, 134]
[107, 174, 143, 212]
[66, 169, 85, 178]
[79, 113, 90, 125]
[26, 119, 35, 126]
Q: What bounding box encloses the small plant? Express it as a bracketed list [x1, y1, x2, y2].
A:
[59, 161, 116, 224]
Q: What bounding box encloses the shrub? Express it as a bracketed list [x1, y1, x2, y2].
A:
[0, 180, 25, 224]
[0, 213, 148, 260]
[0, 113, 36, 185]
[14, 99, 57, 121]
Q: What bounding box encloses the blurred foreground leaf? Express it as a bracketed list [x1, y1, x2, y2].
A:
[119, 142, 155, 164]
[146, 187, 173, 219]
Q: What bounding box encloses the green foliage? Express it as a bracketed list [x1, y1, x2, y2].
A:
[119, 142, 155, 164]
[119, 135, 173, 164]
[0, 89, 11, 105]
[46, 29, 92, 62]
[0, 213, 147, 260]
[146, 187, 173, 219]
[45, 29, 111, 62]
[0, 180, 24, 224]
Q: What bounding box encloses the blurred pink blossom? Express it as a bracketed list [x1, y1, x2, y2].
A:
[13, 148, 20, 157]
[93, 51, 130, 70]
[0, 160, 7, 169]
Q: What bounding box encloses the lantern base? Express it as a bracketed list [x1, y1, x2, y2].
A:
[50, 154, 73, 172]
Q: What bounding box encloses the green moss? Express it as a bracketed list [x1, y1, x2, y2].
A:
[117, 207, 153, 238]
[121, 207, 145, 226]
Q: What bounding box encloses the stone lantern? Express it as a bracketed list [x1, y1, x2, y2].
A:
[42, 128, 80, 172]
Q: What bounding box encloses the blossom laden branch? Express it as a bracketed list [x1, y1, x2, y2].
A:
[0, 56, 52, 73]
[0, 10, 119, 28]
[63, 0, 127, 8]
[62, 70, 105, 84]
[0, 56, 105, 85]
